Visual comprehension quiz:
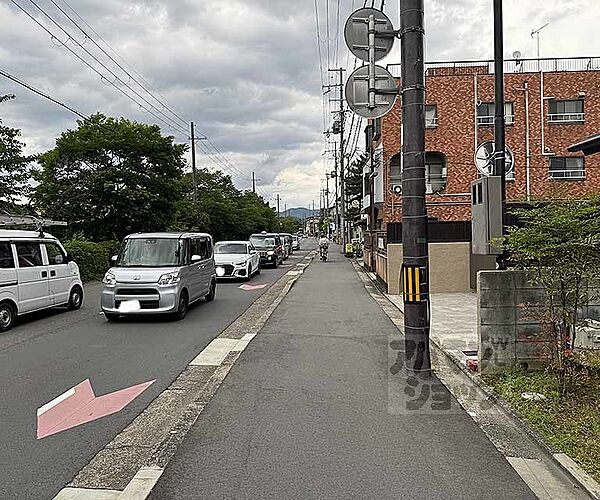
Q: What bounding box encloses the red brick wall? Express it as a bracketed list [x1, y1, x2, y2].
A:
[381, 69, 600, 224]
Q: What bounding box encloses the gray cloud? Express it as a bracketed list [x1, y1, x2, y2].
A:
[0, 0, 598, 208]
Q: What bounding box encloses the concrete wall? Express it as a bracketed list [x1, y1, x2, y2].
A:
[478, 270, 549, 374]
[385, 242, 471, 294]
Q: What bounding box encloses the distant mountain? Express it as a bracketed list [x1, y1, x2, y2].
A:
[278, 207, 318, 219]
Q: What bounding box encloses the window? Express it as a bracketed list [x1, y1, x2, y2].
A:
[45, 242, 66, 265]
[549, 157, 584, 180]
[477, 102, 514, 125]
[425, 105, 438, 128]
[390, 153, 402, 182]
[0, 242, 14, 269]
[15, 242, 43, 268]
[191, 238, 210, 260]
[425, 152, 448, 194]
[549, 99, 584, 123]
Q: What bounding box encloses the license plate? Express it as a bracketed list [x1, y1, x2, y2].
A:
[119, 300, 141, 312]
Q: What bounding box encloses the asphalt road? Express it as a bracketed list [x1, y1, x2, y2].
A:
[150, 246, 536, 500]
[0, 247, 312, 500]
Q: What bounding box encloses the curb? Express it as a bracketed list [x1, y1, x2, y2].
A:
[55, 251, 318, 500]
[355, 260, 599, 500]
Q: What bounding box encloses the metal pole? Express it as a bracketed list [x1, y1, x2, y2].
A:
[338, 68, 348, 251]
[339, 67, 347, 249]
[334, 142, 339, 243]
[493, 0, 507, 237]
[370, 143, 376, 274]
[252, 171, 256, 193]
[190, 122, 198, 204]
[368, 14, 376, 110]
[277, 194, 280, 225]
[400, 0, 431, 377]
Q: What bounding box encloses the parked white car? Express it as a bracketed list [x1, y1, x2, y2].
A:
[0, 230, 84, 332]
[101, 232, 216, 321]
[214, 241, 260, 280]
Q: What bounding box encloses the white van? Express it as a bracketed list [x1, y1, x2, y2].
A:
[101, 232, 217, 321]
[0, 230, 84, 332]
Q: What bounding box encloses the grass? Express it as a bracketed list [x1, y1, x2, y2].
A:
[484, 359, 600, 483]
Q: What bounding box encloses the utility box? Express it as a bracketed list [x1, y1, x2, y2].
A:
[471, 176, 503, 255]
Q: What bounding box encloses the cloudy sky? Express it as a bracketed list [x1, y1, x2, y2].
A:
[1, 0, 598, 210]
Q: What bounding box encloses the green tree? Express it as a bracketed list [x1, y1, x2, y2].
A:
[172, 169, 278, 241]
[346, 152, 367, 222]
[504, 197, 600, 392]
[34, 113, 186, 240]
[278, 216, 301, 234]
[0, 94, 33, 212]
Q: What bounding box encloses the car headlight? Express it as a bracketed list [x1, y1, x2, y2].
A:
[103, 271, 116, 285]
[267, 251, 274, 256]
[158, 271, 180, 285]
[235, 261, 247, 267]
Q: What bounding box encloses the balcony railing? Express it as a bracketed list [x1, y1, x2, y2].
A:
[549, 169, 585, 180]
[548, 113, 585, 123]
[387, 57, 600, 78]
[425, 117, 438, 128]
[477, 115, 514, 125]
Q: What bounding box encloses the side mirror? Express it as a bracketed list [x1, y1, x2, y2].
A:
[55, 254, 65, 265]
[191, 254, 202, 263]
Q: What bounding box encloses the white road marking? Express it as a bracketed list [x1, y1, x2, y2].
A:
[233, 333, 257, 353]
[286, 270, 303, 276]
[189, 338, 240, 366]
[117, 466, 164, 500]
[38, 387, 75, 416]
[53, 487, 121, 500]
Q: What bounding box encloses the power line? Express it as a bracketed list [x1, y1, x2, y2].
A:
[0, 69, 87, 119]
[48, 0, 187, 128]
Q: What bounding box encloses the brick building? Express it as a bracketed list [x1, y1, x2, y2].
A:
[366, 56, 600, 227]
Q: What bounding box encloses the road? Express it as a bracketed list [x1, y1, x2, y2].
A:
[0, 246, 313, 500]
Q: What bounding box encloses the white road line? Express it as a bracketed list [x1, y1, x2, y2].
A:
[286, 270, 303, 276]
[54, 487, 121, 500]
[117, 466, 164, 500]
[233, 333, 257, 353]
[38, 387, 75, 416]
[189, 338, 239, 366]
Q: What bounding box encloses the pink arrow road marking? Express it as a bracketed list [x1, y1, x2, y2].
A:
[239, 283, 268, 291]
[37, 378, 155, 439]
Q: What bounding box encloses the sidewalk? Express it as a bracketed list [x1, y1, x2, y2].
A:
[149, 247, 534, 499]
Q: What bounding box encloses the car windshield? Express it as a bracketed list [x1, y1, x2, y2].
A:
[116, 238, 182, 267]
[250, 236, 275, 247]
[215, 243, 247, 254]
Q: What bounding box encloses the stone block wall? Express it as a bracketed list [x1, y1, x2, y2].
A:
[478, 270, 550, 374]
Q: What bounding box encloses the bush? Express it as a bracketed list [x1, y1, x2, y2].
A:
[64, 237, 120, 282]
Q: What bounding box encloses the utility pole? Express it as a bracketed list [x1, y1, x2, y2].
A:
[369, 129, 376, 273]
[494, 0, 507, 269]
[334, 142, 339, 243]
[190, 122, 198, 204]
[252, 171, 256, 193]
[276, 194, 280, 227]
[400, 0, 431, 377]
[338, 67, 347, 249]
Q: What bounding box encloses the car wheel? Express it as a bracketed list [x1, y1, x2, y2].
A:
[104, 312, 120, 322]
[244, 265, 252, 281]
[0, 302, 16, 332]
[68, 286, 83, 311]
[174, 290, 189, 320]
[205, 280, 216, 302]
[256, 263, 261, 275]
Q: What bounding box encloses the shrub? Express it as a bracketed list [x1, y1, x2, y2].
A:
[64, 237, 120, 282]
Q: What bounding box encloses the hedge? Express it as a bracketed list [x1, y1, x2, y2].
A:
[63, 238, 120, 282]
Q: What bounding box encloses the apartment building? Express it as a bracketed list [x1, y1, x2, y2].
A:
[364, 56, 600, 226]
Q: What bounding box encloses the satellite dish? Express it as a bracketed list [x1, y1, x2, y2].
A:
[474, 141, 514, 177]
[512, 50, 522, 59]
